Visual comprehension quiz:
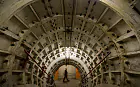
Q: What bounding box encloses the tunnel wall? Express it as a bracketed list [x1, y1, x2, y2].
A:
[0, 0, 140, 87]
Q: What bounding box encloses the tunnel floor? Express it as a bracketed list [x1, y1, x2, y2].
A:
[55, 79, 80, 87]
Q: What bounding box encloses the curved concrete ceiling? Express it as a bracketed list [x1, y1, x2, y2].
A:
[48, 59, 85, 74]
[0, 0, 140, 87]
[45, 50, 90, 75]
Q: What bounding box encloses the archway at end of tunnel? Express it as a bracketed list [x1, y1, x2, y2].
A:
[44, 57, 87, 87]
[54, 65, 81, 80]
[47, 58, 88, 80]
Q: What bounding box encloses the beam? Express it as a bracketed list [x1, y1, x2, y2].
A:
[129, 0, 138, 7]
[43, 45, 113, 72]
[100, 0, 140, 46]
[61, 0, 65, 31]
[98, 33, 104, 41]
[108, 18, 122, 30]
[116, 31, 135, 42]
[41, 25, 47, 34]
[23, 15, 98, 29]
[109, 50, 140, 60]
[31, 31, 39, 40]
[29, 4, 47, 33]
[61, 0, 66, 48]
[89, 26, 96, 35]
[29, 5, 40, 21]
[0, 27, 20, 40]
[50, 59, 85, 73]
[46, 52, 90, 74]
[23, 44, 43, 60]
[22, 27, 104, 63]
[23, 41, 33, 48]
[71, 0, 77, 31]
[70, 0, 77, 47]
[77, 0, 97, 48]
[82, 52, 111, 80]
[125, 50, 140, 56]
[0, 49, 11, 55]
[24, 49, 49, 76]
[125, 70, 140, 75]
[14, 15, 30, 28]
[39, 42, 45, 48]
[33, 27, 101, 46]
[29, 4, 50, 74]
[55, 32, 60, 48]
[40, 39, 94, 59]
[29, 34, 102, 63]
[40, 47, 91, 67]
[95, 18, 122, 45]
[88, 7, 109, 48]
[61, 0, 67, 65]
[47, 36, 52, 43]
[54, 32, 61, 58]
[42, 0, 53, 17]
[51, 60, 83, 73]
[97, 7, 109, 22]
[29, 34, 46, 52]
[89, 33, 105, 52]
[1, 0, 140, 44]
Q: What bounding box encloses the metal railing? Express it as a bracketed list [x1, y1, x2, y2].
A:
[25, 49, 56, 87]
[80, 52, 111, 87]
[81, 52, 111, 81]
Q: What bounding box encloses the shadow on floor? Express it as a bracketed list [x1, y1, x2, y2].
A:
[55, 79, 80, 87]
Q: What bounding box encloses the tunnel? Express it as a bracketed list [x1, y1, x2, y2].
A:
[0, 0, 140, 87]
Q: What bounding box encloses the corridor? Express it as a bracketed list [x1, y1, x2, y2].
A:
[55, 79, 80, 87]
[1, 0, 140, 87]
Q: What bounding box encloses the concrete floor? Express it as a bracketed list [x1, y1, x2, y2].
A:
[55, 79, 80, 87]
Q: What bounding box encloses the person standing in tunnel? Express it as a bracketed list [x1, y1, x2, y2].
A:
[63, 68, 69, 82]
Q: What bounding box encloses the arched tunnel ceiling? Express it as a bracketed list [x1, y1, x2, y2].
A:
[1, 0, 140, 87]
[49, 59, 85, 74]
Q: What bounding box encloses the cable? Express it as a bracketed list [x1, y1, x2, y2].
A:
[81, 52, 111, 82]
[24, 49, 49, 76]
[63, 0, 67, 66]
[67, 0, 75, 65]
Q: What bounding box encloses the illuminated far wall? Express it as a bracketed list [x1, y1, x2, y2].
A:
[56, 65, 77, 79]
[54, 66, 81, 80]
[54, 70, 59, 80]
[76, 68, 81, 79]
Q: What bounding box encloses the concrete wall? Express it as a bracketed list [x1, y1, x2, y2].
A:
[58, 65, 76, 79]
